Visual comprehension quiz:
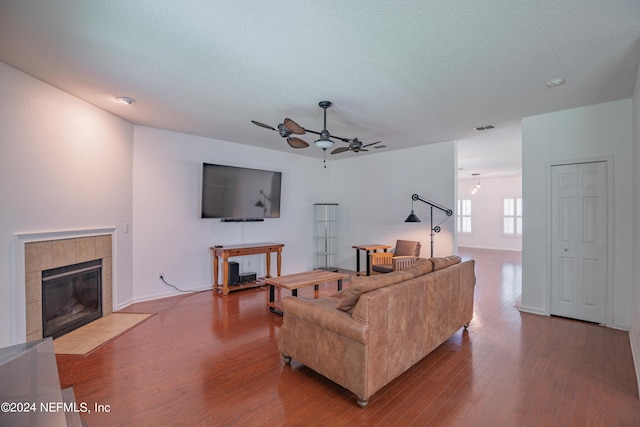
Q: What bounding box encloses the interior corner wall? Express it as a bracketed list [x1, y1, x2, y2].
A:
[457, 175, 522, 251]
[0, 61, 134, 347]
[331, 141, 456, 271]
[521, 99, 633, 329]
[131, 126, 332, 302]
[630, 61, 640, 397]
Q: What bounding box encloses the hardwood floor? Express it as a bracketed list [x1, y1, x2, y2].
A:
[56, 248, 640, 426]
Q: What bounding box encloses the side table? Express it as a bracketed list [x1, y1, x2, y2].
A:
[352, 244, 392, 276]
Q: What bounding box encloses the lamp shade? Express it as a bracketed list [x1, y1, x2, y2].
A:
[404, 210, 421, 222]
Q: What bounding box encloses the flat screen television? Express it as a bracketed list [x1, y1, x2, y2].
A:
[201, 163, 282, 220]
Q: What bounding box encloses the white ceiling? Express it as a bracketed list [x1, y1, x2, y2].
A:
[0, 1, 638, 174]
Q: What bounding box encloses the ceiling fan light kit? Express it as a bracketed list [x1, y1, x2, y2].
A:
[251, 101, 384, 164]
[315, 134, 334, 149]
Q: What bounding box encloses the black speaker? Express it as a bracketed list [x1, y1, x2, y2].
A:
[228, 262, 239, 286]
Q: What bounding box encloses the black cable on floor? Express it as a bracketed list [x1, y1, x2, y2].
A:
[160, 275, 211, 294]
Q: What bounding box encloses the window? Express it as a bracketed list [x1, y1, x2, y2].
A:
[457, 199, 472, 233]
[503, 198, 522, 235]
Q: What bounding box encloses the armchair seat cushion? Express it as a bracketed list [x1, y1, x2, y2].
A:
[371, 264, 393, 274]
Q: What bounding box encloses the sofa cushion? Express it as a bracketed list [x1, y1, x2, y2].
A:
[400, 258, 433, 278]
[430, 255, 462, 271]
[337, 270, 412, 313]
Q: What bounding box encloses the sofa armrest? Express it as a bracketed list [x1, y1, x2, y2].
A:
[281, 297, 368, 344]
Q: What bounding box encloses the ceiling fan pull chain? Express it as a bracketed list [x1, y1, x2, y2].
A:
[323, 149, 327, 168]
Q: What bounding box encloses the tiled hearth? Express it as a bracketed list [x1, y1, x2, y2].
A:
[24, 235, 113, 342]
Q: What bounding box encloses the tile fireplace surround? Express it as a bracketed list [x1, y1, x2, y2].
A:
[15, 229, 115, 343]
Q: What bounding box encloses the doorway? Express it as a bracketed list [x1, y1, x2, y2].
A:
[550, 161, 608, 324]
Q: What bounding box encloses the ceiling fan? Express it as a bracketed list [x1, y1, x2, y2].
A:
[251, 101, 384, 158]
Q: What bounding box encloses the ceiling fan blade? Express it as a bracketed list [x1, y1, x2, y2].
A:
[251, 120, 276, 131]
[352, 148, 369, 153]
[287, 137, 309, 149]
[361, 141, 382, 148]
[331, 147, 349, 154]
[284, 118, 306, 135]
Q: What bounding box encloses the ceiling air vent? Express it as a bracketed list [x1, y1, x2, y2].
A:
[474, 125, 495, 131]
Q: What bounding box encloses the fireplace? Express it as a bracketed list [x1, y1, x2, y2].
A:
[19, 232, 114, 343]
[42, 259, 102, 339]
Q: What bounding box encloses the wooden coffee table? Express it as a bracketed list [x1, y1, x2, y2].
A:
[265, 269, 350, 315]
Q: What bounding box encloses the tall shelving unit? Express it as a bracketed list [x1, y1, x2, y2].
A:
[314, 203, 339, 271]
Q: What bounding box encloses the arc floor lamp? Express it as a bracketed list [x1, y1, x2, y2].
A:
[405, 194, 453, 258]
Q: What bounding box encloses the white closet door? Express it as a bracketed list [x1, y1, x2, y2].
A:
[550, 161, 607, 324]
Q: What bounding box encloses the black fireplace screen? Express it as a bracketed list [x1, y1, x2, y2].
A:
[41, 259, 102, 339]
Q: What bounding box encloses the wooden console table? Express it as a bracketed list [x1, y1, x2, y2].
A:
[211, 243, 284, 295]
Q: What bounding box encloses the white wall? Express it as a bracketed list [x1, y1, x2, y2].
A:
[521, 99, 634, 330]
[331, 142, 456, 270]
[0, 62, 134, 347]
[131, 127, 333, 302]
[630, 59, 640, 396]
[457, 175, 522, 251]
[0, 59, 461, 348]
[131, 131, 458, 301]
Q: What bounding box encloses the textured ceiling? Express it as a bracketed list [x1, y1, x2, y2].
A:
[0, 0, 638, 173]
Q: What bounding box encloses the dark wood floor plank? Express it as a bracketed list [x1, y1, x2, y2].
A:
[55, 248, 640, 426]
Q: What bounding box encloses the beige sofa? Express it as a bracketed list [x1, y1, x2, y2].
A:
[277, 256, 475, 408]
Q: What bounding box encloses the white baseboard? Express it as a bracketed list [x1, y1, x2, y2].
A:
[116, 285, 213, 310]
[115, 298, 135, 311]
[629, 330, 640, 400]
[611, 322, 630, 331]
[519, 305, 547, 316]
[457, 245, 522, 252]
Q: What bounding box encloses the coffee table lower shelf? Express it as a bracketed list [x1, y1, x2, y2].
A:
[265, 270, 350, 315]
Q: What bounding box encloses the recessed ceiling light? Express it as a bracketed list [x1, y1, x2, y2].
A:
[474, 125, 495, 131]
[116, 96, 135, 105]
[546, 78, 565, 88]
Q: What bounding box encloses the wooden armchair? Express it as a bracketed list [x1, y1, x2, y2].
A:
[368, 240, 422, 275]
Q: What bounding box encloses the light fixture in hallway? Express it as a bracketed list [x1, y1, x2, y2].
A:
[471, 173, 481, 195]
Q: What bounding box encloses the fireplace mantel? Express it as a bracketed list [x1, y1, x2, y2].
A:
[10, 227, 116, 344]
